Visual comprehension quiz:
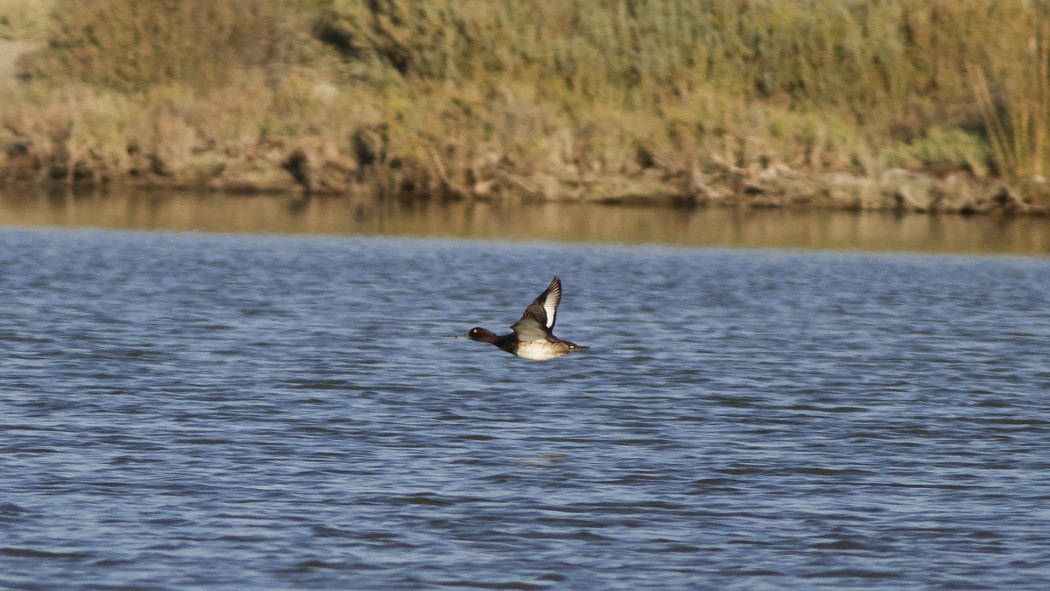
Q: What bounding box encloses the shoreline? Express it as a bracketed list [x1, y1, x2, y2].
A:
[0, 146, 1045, 217]
[3, 1, 1050, 219]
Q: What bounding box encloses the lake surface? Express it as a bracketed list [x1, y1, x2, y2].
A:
[2, 193, 1050, 590]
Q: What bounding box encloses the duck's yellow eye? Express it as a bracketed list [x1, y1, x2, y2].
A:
[471, 328, 478, 335]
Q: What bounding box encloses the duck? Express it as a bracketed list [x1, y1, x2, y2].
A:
[461, 276, 589, 361]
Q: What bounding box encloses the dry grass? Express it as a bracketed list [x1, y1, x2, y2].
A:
[29, 0, 312, 92]
[1, 0, 1049, 204]
[0, 0, 52, 41]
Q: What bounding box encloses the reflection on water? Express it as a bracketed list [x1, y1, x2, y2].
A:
[1, 188, 1048, 254]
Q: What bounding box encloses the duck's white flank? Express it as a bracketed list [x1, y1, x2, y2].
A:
[514, 340, 574, 361]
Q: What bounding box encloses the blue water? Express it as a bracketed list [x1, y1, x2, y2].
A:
[2, 227, 1049, 590]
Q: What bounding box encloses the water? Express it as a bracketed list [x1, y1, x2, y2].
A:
[2, 226, 1049, 590]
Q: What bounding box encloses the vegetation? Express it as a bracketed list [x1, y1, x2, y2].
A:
[1, 0, 1049, 212]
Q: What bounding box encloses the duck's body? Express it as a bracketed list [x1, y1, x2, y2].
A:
[465, 327, 586, 361]
[463, 277, 588, 361]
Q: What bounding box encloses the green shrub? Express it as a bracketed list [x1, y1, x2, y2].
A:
[884, 127, 989, 175]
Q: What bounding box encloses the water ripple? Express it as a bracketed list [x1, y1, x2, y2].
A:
[1, 229, 1049, 590]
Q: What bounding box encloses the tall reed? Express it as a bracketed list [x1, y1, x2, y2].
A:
[970, 22, 1050, 179]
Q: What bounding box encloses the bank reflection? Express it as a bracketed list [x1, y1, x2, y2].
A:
[1, 189, 1047, 254]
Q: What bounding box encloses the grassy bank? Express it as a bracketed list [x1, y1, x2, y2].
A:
[1, 0, 1049, 214]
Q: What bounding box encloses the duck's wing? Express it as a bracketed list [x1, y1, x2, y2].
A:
[510, 276, 562, 341]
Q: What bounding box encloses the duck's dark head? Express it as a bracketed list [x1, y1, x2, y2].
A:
[463, 327, 497, 343]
